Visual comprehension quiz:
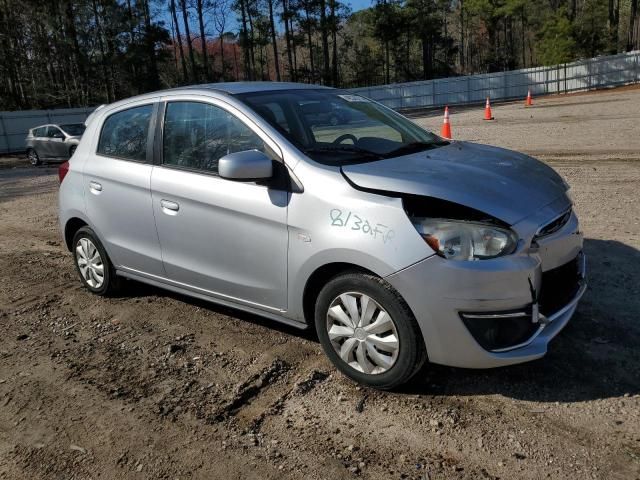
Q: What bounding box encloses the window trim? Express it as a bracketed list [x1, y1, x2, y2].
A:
[95, 102, 159, 164]
[154, 98, 282, 177]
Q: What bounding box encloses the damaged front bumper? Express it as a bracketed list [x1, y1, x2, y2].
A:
[386, 207, 586, 369]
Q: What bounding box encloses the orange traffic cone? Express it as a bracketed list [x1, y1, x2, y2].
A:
[525, 89, 533, 107]
[483, 97, 494, 120]
[440, 106, 452, 139]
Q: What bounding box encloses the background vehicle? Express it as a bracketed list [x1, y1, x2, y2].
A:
[26, 123, 85, 166]
[58, 83, 584, 390]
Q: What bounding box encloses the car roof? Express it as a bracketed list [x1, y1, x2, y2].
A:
[90, 82, 335, 119]
[184, 81, 332, 95]
[30, 123, 83, 130]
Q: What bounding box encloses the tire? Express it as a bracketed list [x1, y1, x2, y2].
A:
[315, 272, 427, 390]
[69, 145, 77, 158]
[72, 226, 120, 296]
[27, 149, 41, 166]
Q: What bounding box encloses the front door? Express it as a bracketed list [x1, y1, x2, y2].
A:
[151, 100, 289, 310]
[42, 126, 65, 158]
[47, 126, 69, 158]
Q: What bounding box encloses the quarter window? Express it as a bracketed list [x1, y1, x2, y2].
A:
[162, 101, 265, 174]
[97, 104, 153, 161]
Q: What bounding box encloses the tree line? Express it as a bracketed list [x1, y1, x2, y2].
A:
[0, 0, 638, 110]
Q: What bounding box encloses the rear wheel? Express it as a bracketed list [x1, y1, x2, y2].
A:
[27, 149, 40, 166]
[72, 226, 120, 296]
[315, 272, 427, 390]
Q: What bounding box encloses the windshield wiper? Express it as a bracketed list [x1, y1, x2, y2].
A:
[384, 140, 448, 158]
[304, 145, 385, 161]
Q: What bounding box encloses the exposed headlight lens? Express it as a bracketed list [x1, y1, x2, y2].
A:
[412, 218, 518, 260]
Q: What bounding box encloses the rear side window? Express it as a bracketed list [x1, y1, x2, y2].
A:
[33, 127, 46, 137]
[162, 101, 264, 174]
[97, 105, 153, 161]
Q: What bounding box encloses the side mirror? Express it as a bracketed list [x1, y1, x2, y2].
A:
[218, 150, 273, 181]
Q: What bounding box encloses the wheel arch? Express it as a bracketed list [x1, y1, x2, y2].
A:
[302, 262, 378, 326]
[64, 217, 88, 251]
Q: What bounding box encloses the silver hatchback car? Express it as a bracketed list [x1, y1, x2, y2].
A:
[58, 82, 586, 389]
[26, 123, 85, 165]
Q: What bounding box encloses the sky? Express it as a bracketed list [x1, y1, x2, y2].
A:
[348, 0, 372, 12]
[161, 0, 373, 37]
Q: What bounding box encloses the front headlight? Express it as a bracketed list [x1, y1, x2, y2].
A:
[412, 218, 518, 260]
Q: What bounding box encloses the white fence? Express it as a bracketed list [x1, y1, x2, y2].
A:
[351, 51, 640, 110]
[0, 107, 95, 154]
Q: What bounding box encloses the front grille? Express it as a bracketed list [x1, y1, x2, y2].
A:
[538, 256, 581, 316]
[536, 209, 572, 238]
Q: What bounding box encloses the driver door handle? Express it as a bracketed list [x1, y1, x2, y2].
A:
[160, 199, 180, 214]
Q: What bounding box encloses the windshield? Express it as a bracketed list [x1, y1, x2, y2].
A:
[60, 123, 86, 136]
[237, 89, 446, 165]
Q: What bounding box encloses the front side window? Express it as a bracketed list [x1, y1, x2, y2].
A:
[238, 89, 446, 165]
[97, 104, 153, 161]
[60, 123, 86, 136]
[162, 101, 265, 174]
[47, 126, 64, 138]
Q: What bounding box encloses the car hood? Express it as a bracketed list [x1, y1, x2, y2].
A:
[341, 141, 568, 225]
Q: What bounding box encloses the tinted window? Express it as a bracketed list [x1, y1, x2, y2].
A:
[97, 105, 153, 161]
[46, 126, 64, 138]
[60, 123, 85, 136]
[163, 101, 265, 174]
[33, 127, 46, 137]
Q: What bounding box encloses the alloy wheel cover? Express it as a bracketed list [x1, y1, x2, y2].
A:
[326, 292, 399, 374]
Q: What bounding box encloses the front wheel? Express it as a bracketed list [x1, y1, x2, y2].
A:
[315, 273, 427, 390]
[72, 226, 120, 296]
[27, 149, 40, 166]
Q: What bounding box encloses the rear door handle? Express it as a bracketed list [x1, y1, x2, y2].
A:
[89, 181, 102, 193]
[160, 199, 180, 214]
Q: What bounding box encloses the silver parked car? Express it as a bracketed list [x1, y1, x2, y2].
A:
[58, 83, 586, 389]
[26, 123, 85, 165]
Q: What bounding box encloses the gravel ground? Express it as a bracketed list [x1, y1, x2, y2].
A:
[1, 86, 639, 480]
[414, 84, 640, 160]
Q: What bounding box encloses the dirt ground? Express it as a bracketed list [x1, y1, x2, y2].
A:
[1, 86, 639, 480]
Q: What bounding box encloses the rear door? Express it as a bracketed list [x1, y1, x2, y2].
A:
[83, 102, 165, 276]
[150, 98, 289, 310]
[30, 127, 46, 156]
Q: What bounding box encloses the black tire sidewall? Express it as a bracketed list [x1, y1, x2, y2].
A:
[27, 149, 40, 166]
[72, 226, 113, 296]
[315, 273, 425, 390]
